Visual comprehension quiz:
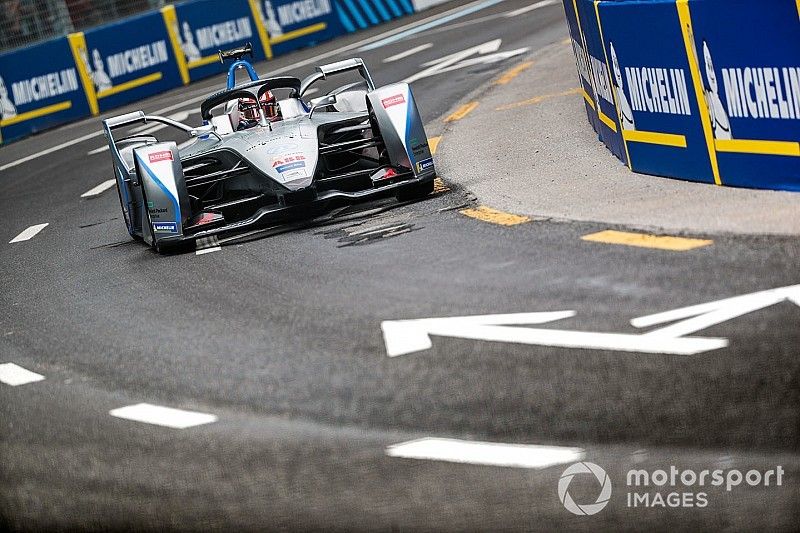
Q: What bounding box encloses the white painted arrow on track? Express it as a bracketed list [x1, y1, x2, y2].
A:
[381, 285, 800, 357]
[403, 39, 530, 84]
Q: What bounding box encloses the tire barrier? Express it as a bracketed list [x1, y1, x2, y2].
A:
[563, 0, 800, 191]
[0, 0, 443, 145]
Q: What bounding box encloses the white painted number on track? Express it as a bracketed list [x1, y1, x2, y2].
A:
[109, 403, 217, 429]
[0, 363, 45, 386]
[9, 223, 48, 243]
[81, 179, 116, 198]
[387, 438, 585, 469]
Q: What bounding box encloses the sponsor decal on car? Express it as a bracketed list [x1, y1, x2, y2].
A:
[382, 94, 405, 109]
[275, 161, 305, 173]
[153, 221, 178, 233]
[148, 150, 173, 163]
[410, 136, 429, 156]
[273, 154, 306, 173]
[416, 157, 434, 173]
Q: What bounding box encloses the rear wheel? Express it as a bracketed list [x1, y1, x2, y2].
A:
[395, 179, 435, 202]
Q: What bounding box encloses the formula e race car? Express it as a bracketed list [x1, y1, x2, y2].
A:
[102, 45, 435, 252]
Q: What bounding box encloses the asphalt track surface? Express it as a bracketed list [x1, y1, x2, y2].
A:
[1, 1, 799, 530]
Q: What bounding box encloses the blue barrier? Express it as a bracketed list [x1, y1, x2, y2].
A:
[563, 0, 800, 191]
[68, 11, 185, 116]
[0, 37, 92, 144]
[166, 0, 267, 84]
[0, 0, 431, 146]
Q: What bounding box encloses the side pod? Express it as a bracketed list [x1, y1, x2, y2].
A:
[132, 142, 191, 249]
[367, 83, 435, 179]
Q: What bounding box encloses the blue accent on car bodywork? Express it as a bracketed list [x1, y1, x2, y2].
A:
[405, 86, 414, 165]
[135, 153, 181, 232]
[226, 60, 260, 89]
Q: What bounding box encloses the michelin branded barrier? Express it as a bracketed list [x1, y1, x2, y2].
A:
[0, 0, 430, 146]
[563, 0, 800, 191]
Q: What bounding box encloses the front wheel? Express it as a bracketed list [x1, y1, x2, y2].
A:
[395, 179, 435, 202]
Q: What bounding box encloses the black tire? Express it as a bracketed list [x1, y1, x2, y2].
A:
[395, 179, 435, 202]
[113, 169, 135, 238]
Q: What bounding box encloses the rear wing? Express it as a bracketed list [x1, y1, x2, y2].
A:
[299, 57, 375, 96]
[102, 110, 194, 137]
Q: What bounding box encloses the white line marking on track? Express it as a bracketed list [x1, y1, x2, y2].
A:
[0, 363, 45, 386]
[81, 179, 116, 198]
[0, 131, 104, 172]
[109, 403, 217, 429]
[386, 438, 584, 469]
[361, 0, 510, 51]
[87, 145, 109, 155]
[504, 0, 559, 17]
[196, 246, 222, 255]
[384, 43, 434, 63]
[9, 223, 48, 243]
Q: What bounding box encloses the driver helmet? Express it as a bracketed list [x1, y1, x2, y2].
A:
[238, 90, 278, 123]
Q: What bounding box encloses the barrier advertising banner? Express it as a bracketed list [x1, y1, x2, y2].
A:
[250, 0, 346, 57]
[685, 0, 800, 190]
[564, 0, 799, 191]
[597, 0, 716, 184]
[0, 37, 91, 144]
[68, 11, 184, 114]
[562, 0, 603, 136]
[575, 0, 627, 165]
[164, 0, 265, 84]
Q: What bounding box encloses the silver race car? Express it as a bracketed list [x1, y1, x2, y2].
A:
[102, 45, 435, 252]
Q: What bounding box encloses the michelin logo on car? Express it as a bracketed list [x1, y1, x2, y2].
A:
[153, 222, 178, 233]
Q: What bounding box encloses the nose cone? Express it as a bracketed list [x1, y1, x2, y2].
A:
[282, 175, 314, 190]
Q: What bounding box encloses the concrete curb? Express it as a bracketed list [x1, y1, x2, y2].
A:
[436, 40, 800, 236]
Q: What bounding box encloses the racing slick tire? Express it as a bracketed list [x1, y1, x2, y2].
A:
[113, 171, 136, 238]
[395, 178, 435, 202]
